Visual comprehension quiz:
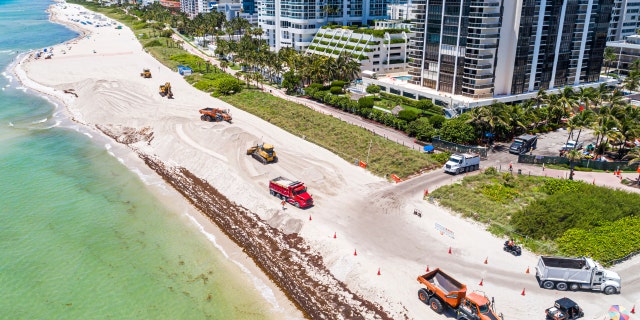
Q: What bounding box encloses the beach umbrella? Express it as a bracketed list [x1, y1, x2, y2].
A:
[609, 305, 630, 320]
[423, 145, 434, 153]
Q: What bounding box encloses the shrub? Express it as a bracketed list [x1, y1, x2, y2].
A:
[330, 86, 343, 95]
[398, 109, 419, 122]
[431, 151, 451, 164]
[429, 115, 446, 129]
[484, 167, 498, 175]
[358, 96, 374, 109]
[144, 39, 163, 48]
[331, 80, 346, 88]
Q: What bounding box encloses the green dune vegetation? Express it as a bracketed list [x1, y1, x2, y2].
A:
[430, 168, 640, 264]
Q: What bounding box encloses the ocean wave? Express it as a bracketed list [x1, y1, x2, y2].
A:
[83, 132, 93, 139]
[8, 122, 14, 127]
[185, 214, 283, 311]
[32, 118, 47, 124]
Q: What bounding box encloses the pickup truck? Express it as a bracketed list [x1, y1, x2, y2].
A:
[269, 176, 314, 208]
[443, 153, 480, 174]
[536, 256, 621, 294]
[417, 269, 502, 319]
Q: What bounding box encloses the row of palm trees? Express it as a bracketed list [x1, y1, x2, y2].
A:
[129, 3, 361, 88]
[465, 84, 640, 161]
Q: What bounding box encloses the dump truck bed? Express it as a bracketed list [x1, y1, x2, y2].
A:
[417, 268, 466, 308]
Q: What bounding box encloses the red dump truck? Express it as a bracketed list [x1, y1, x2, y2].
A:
[417, 269, 503, 320]
[269, 176, 314, 208]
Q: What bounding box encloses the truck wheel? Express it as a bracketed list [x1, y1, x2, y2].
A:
[270, 190, 275, 196]
[456, 168, 461, 175]
[417, 289, 429, 303]
[604, 286, 617, 295]
[542, 281, 555, 290]
[429, 297, 444, 314]
[293, 202, 300, 208]
[205, 115, 213, 122]
[570, 283, 579, 291]
[200, 115, 206, 121]
[272, 156, 278, 163]
[556, 282, 568, 291]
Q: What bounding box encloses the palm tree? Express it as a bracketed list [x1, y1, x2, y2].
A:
[506, 104, 527, 139]
[622, 70, 640, 94]
[604, 46, 617, 75]
[566, 149, 583, 180]
[570, 109, 596, 147]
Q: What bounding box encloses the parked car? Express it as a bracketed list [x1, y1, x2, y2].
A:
[561, 140, 583, 151]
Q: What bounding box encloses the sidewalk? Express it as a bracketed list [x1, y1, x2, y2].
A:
[501, 162, 640, 193]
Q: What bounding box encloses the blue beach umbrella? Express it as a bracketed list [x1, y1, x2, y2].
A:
[423, 145, 434, 152]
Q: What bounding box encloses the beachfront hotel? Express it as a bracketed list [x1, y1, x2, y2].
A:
[359, 0, 615, 113]
[257, 0, 392, 51]
[608, 0, 640, 41]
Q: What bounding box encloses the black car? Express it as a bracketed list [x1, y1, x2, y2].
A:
[545, 298, 584, 320]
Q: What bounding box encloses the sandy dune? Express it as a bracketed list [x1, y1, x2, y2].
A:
[14, 2, 640, 319]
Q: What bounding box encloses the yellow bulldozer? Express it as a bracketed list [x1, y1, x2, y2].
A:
[247, 143, 277, 164]
[159, 82, 173, 98]
[140, 68, 152, 78]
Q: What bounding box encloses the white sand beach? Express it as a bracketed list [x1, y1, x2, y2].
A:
[14, 2, 640, 319]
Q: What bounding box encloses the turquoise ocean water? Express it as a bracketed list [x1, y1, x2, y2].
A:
[0, 1, 279, 319]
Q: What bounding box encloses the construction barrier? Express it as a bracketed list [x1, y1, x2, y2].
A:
[390, 174, 402, 183]
[359, 160, 367, 168]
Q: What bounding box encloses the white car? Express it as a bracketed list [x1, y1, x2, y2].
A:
[561, 140, 583, 151]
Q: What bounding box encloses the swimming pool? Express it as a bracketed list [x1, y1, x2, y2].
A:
[393, 75, 413, 81]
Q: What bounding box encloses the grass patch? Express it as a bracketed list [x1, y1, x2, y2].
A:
[431, 169, 640, 263]
[220, 90, 441, 178]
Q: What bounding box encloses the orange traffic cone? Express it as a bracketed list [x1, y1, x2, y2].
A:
[309, 215, 312, 221]
[333, 232, 336, 239]
[479, 278, 483, 286]
[521, 288, 526, 296]
[353, 249, 357, 256]
[424, 188, 429, 196]
[377, 268, 381, 276]
[631, 305, 636, 314]
[426, 265, 430, 272]
[448, 247, 452, 254]
[525, 266, 530, 274]
[484, 257, 488, 264]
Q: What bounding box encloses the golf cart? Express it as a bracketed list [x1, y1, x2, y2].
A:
[545, 297, 584, 320]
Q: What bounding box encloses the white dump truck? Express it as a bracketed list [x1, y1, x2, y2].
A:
[443, 153, 480, 174]
[536, 256, 621, 294]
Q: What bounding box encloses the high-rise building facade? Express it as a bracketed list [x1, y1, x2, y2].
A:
[180, 0, 210, 17]
[608, 0, 640, 41]
[408, 0, 613, 99]
[258, 0, 390, 51]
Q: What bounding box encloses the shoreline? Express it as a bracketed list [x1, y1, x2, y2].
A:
[13, 2, 391, 319]
[11, 4, 305, 320]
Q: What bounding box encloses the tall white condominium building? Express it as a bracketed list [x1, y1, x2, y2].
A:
[258, 0, 390, 51]
[407, 0, 613, 99]
[608, 0, 640, 41]
[181, 0, 210, 17]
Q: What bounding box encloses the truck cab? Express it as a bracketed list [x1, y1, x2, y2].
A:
[509, 134, 538, 154]
[459, 293, 501, 320]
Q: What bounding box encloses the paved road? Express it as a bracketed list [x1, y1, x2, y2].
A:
[174, 36, 640, 193]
